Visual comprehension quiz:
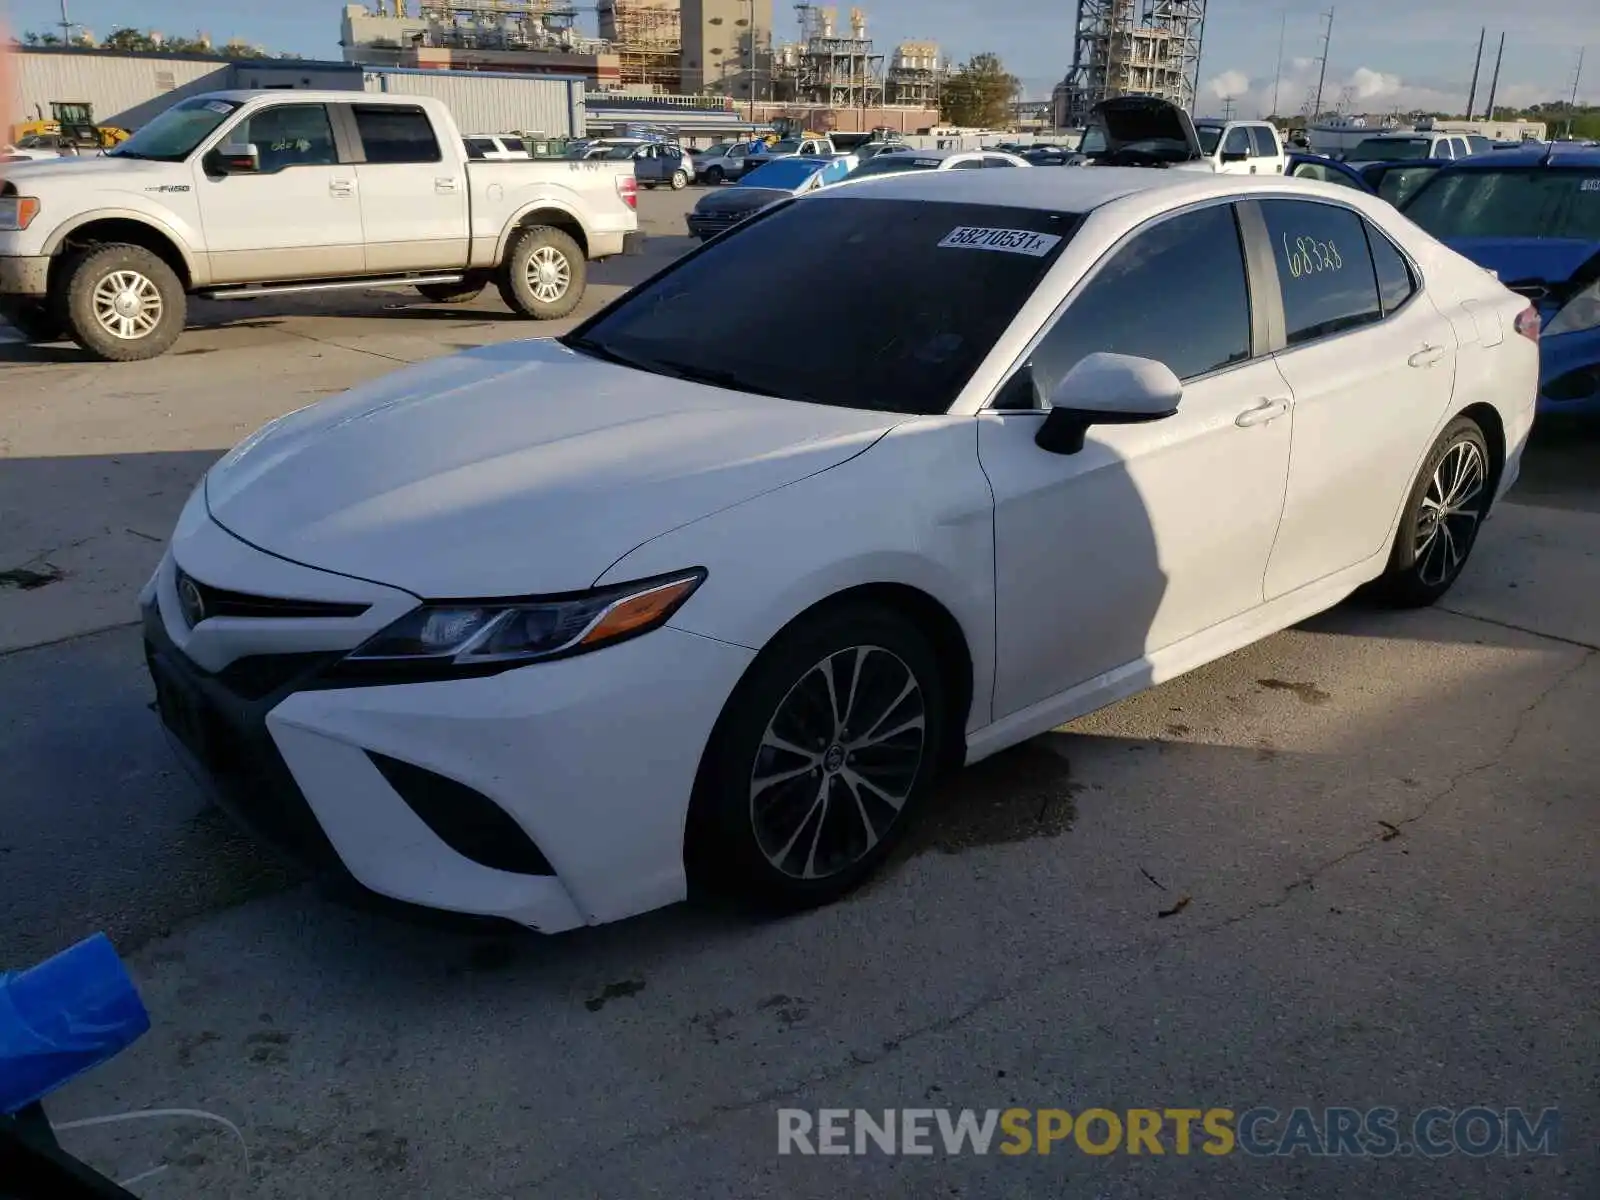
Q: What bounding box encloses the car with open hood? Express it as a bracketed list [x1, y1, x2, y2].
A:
[684, 155, 853, 240]
[1400, 144, 1600, 415]
[1077, 96, 1214, 171]
[143, 166, 1536, 934]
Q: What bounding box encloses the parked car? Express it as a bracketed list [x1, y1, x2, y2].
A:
[1342, 130, 1477, 168]
[606, 141, 693, 190]
[744, 135, 837, 170]
[685, 155, 852, 240]
[142, 167, 1536, 932]
[0, 91, 643, 359]
[1077, 96, 1215, 171]
[1401, 145, 1600, 415]
[1023, 146, 1085, 166]
[1193, 118, 1288, 175]
[463, 134, 532, 161]
[844, 147, 1032, 180]
[692, 141, 757, 184]
[1286, 152, 1449, 207]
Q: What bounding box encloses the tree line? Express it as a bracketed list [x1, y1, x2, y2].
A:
[15, 26, 299, 60]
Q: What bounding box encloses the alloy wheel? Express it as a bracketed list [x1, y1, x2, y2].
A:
[523, 246, 571, 304]
[749, 645, 927, 880]
[1414, 438, 1486, 587]
[91, 269, 163, 341]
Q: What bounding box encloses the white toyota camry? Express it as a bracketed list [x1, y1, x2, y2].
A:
[144, 168, 1539, 933]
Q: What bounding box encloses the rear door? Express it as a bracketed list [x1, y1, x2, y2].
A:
[1254, 198, 1459, 598]
[341, 102, 469, 273]
[1249, 124, 1285, 174]
[194, 101, 365, 283]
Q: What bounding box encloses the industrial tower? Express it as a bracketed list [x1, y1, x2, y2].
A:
[1054, 0, 1206, 128]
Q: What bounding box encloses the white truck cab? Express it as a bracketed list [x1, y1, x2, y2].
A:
[1193, 119, 1287, 175]
[0, 90, 642, 360]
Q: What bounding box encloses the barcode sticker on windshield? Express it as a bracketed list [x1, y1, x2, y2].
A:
[1582, 179, 1600, 192]
[204, 100, 234, 114]
[939, 227, 1062, 257]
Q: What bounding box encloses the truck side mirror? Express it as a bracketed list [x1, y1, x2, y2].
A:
[217, 143, 260, 174]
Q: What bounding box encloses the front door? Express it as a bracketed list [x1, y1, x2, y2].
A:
[194, 101, 365, 283]
[344, 102, 469, 274]
[1255, 198, 1460, 599]
[979, 202, 1293, 718]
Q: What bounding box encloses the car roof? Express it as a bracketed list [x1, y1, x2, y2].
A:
[819, 166, 1236, 212]
[1436, 144, 1600, 169]
[1194, 117, 1271, 126]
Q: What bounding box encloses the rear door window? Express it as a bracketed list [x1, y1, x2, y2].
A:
[351, 104, 442, 164]
[1249, 125, 1280, 158]
[1259, 199, 1383, 345]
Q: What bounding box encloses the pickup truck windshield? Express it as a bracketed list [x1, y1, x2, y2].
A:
[1404, 168, 1600, 240]
[564, 197, 1078, 415]
[108, 97, 242, 162]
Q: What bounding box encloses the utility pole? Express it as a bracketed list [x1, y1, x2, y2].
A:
[1567, 48, 1586, 139]
[1270, 9, 1287, 120]
[57, 0, 75, 41]
[1465, 27, 1485, 121]
[1483, 31, 1505, 123]
[1311, 7, 1334, 123]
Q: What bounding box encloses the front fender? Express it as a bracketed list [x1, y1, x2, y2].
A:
[41, 206, 203, 283]
[594, 417, 1000, 733]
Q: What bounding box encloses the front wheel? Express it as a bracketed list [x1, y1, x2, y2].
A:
[496, 226, 586, 320]
[1373, 417, 1493, 608]
[60, 244, 187, 361]
[686, 603, 947, 911]
[703, 166, 725, 185]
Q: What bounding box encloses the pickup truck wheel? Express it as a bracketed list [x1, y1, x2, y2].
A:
[0, 299, 64, 343]
[497, 227, 585, 321]
[415, 280, 486, 304]
[60, 244, 186, 362]
[670, 169, 689, 190]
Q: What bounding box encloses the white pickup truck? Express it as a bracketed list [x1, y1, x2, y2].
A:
[0, 90, 643, 360]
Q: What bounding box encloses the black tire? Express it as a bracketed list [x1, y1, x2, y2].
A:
[704, 165, 725, 185]
[642, 181, 659, 190]
[496, 226, 586, 321]
[59, 243, 186, 362]
[0, 299, 64, 343]
[670, 169, 689, 190]
[1373, 416, 1494, 608]
[415, 280, 486, 304]
[686, 603, 948, 912]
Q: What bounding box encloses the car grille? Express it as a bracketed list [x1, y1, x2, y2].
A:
[175, 566, 371, 623]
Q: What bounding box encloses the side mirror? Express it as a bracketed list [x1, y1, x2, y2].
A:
[1220, 148, 1249, 163]
[1035, 352, 1182, 456]
[217, 143, 260, 174]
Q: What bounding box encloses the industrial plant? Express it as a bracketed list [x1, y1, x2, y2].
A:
[1052, 0, 1207, 128]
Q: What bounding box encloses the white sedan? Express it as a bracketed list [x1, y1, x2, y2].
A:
[143, 168, 1538, 932]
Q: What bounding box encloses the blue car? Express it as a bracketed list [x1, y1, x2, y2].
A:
[1402, 146, 1600, 416]
[1286, 152, 1450, 207]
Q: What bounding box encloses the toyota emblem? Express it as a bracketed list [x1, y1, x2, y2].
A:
[177, 572, 206, 628]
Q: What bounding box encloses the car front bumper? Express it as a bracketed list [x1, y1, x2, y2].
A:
[0, 254, 49, 298]
[142, 511, 754, 932]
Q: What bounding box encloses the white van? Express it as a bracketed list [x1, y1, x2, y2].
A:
[1193, 119, 1287, 175]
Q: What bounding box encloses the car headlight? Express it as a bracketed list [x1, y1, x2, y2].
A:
[333, 569, 706, 680]
[1543, 280, 1600, 337]
[0, 196, 42, 232]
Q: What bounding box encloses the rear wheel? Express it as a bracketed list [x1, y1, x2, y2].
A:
[670, 169, 689, 190]
[496, 226, 586, 320]
[1373, 417, 1493, 607]
[60, 243, 186, 362]
[686, 603, 947, 911]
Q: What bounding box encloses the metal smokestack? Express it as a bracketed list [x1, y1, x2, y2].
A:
[1483, 32, 1505, 121]
[1465, 27, 1485, 120]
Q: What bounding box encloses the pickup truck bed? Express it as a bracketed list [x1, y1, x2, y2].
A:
[0, 90, 643, 361]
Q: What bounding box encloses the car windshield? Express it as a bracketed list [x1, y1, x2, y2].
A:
[850, 154, 943, 177]
[739, 158, 822, 189]
[1403, 168, 1600, 240]
[1350, 137, 1431, 161]
[108, 97, 242, 162]
[1195, 126, 1223, 154]
[563, 197, 1079, 414]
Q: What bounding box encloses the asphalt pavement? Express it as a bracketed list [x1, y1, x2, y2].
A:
[1, 188, 1596, 1199]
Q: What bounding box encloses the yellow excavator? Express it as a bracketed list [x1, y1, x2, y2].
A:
[9, 103, 130, 151]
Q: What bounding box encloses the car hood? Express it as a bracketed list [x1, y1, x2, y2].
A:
[696, 187, 793, 213]
[1085, 96, 1204, 160]
[204, 338, 900, 598]
[0, 154, 161, 183]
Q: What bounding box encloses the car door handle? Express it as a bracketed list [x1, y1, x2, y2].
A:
[435, 177, 459, 193]
[1408, 344, 1447, 368]
[330, 179, 355, 197]
[1235, 398, 1291, 428]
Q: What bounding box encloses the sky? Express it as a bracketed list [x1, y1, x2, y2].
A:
[3, 0, 1596, 115]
